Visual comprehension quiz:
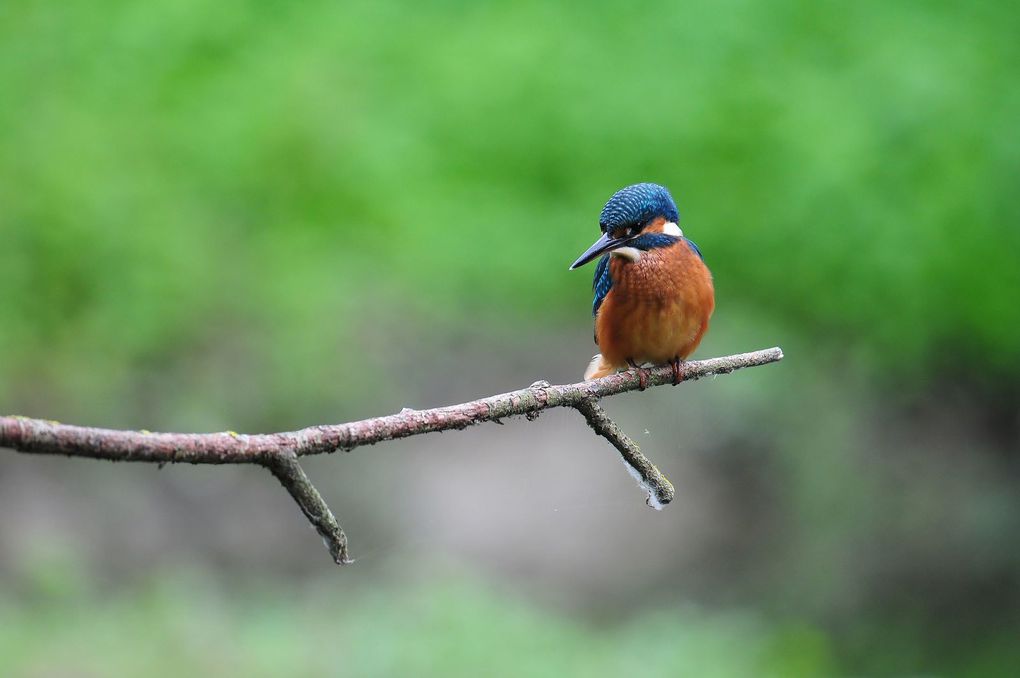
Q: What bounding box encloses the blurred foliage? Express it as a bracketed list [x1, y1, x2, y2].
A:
[1, 1, 1018, 676]
[1, 564, 1016, 678]
[2, 0, 1019, 421]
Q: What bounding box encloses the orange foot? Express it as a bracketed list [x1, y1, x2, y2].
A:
[627, 359, 649, 391]
[670, 357, 684, 385]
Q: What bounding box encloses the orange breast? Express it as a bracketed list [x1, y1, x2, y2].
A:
[595, 240, 714, 369]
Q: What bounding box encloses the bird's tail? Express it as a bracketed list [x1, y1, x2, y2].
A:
[583, 353, 618, 381]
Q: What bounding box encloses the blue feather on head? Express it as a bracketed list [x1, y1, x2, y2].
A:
[599, 183, 679, 233]
[588, 183, 703, 319]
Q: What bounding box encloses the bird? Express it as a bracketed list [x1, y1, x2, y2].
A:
[570, 183, 714, 387]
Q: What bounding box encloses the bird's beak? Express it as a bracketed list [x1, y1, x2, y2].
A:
[569, 232, 635, 270]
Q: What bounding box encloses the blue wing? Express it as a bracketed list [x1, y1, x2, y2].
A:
[592, 254, 612, 317]
[685, 237, 705, 261]
[591, 254, 612, 343]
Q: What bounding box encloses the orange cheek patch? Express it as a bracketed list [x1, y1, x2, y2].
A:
[644, 216, 668, 234]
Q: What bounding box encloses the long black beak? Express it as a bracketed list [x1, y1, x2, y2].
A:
[569, 232, 635, 270]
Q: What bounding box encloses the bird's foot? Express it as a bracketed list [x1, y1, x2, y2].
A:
[670, 358, 684, 385]
[627, 359, 649, 391]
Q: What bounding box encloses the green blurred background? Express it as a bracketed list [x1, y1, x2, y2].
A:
[2, 0, 1018, 675]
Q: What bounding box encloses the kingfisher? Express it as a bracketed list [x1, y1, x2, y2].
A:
[570, 183, 715, 387]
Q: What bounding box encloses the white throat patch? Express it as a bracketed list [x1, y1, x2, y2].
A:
[610, 246, 642, 262]
[663, 221, 683, 237]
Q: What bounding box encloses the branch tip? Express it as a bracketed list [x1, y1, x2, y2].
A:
[265, 456, 352, 566]
[573, 399, 675, 509]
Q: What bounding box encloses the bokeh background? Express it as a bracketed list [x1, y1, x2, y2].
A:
[2, 1, 1018, 675]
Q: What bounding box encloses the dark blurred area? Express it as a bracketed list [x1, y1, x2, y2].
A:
[1, 1, 1018, 675]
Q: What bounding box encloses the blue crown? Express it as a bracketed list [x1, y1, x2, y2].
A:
[599, 183, 679, 232]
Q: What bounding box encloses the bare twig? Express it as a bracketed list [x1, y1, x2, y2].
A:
[265, 455, 352, 565]
[574, 399, 674, 509]
[0, 347, 783, 565]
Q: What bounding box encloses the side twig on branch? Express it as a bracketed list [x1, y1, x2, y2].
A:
[574, 398, 674, 510]
[264, 454, 352, 566]
[0, 347, 783, 566]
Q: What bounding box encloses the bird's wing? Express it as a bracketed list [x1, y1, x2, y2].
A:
[592, 254, 612, 316]
[685, 237, 705, 261]
[592, 254, 612, 343]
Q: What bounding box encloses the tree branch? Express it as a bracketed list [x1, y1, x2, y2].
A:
[1, 346, 782, 565]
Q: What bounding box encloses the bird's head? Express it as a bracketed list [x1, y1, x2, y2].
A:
[569, 183, 682, 270]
